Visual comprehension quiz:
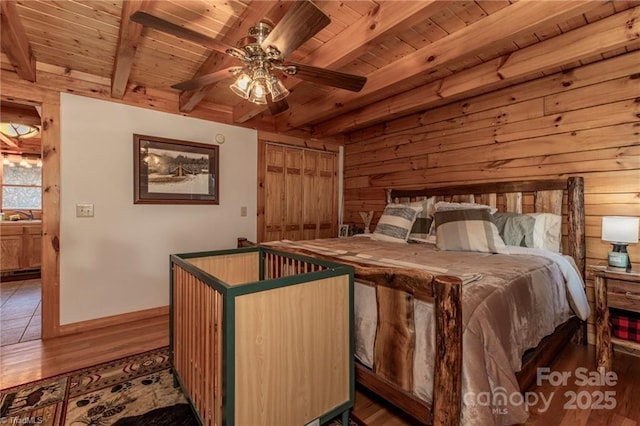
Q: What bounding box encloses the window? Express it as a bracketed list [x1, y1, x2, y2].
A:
[1, 160, 42, 210]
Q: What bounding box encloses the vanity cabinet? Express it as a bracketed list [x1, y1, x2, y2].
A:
[0, 222, 42, 272]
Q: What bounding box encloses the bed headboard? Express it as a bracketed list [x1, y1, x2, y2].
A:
[386, 177, 586, 278]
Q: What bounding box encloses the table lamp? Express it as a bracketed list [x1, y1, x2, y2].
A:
[601, 216, 639, 271]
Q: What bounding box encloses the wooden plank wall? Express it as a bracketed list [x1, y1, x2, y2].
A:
[343, 50, 640, 344]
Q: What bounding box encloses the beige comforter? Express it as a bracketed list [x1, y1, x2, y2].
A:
[266, 237, 589, 425]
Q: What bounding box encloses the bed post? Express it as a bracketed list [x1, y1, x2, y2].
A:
[237, 237, 257, 248]
[567, 177, 585, 279]
[432, 275, 463, 425]
[567, 176, 587, 345]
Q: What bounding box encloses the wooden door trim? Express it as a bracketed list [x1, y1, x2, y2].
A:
[1, 87, 61, 339]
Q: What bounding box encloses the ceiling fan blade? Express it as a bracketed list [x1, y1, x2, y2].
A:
[267, 97, 289, 115]
[261, 1, 330, 58]
[287, 63, 367, 92]
[130, 11, 231, 55]
[171, 68, 236, 91]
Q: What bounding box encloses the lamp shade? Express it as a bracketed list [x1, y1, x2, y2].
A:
[267, 76, 289, 102]
[601, 216, 639, 244]
[229, 73, 251, 99]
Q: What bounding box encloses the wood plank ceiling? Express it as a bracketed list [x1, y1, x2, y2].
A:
[1, 1, 639, 139]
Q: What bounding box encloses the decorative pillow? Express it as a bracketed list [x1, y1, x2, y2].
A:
[492, 212, 536, 247]
[373, 204, 422, 243]
[527, 213, 562, 252]
[407, 198, 435, 241]
[428, 201, 498, 237]
[435, 209, 508, 253]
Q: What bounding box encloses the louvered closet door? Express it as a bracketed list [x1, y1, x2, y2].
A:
[303, 150, 319, 240]
[261, 143, 338, 243]
[317, 152, 338, 238]
[264, 144, 286, 242]
[284, 148, 303, 241]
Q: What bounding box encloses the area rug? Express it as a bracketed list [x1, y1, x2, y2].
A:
[0, 347, 358, 426]
[0, 347, 198, 425]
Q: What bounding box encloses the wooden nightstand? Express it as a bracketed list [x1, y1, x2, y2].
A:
[592, 266, 640, 371]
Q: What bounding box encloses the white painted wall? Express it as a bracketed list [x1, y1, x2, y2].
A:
[60, 93, 257, 325]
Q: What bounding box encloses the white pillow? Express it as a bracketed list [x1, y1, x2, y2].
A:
[373, 204, 422, 243]
[527, 213, 562, 252]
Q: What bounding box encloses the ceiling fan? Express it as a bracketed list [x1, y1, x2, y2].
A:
[130, 1, 367, 115]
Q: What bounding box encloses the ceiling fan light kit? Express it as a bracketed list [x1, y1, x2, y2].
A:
[226, 21, 285, 105]
[131, 1, 367, 114]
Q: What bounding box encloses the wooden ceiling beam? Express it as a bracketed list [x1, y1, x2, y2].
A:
[315, 6, 640, 136]
[498, 6, 640, 79]
[0, 1, 36, 82]
[111, 0, 152, 99]
[178, 1, 286, 113]
[232, 0, 449, 123]
[1, 103, 42, 126]
[0, 132, 19, 148]
[280, 0, 600, 130]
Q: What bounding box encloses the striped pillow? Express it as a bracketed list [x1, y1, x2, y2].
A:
[435, 209, 508, 253]
[373, 204, 423, 243]
[407, 198, 435, 241]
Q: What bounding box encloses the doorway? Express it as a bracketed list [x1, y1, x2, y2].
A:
[0, 99, 43, 346]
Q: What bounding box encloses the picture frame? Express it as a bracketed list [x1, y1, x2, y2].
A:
[338, 224, 349, 238]
[134, 134, 219, 204]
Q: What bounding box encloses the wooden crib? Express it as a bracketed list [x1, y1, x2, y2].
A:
[170, 246, 354, 426]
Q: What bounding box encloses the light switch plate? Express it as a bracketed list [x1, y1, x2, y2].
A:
[76, 203, 94, 217]
[240, 206, 247, 217]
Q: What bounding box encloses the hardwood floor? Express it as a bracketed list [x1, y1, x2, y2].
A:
[1, 315, 638, 425]
[351, 345, 640, 425]
[0, 315, 168, 389]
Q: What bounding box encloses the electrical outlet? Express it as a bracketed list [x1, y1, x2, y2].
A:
[240, 206, 247, 217]
[76, 203, 94, 217]
[304, 419, 319, 426]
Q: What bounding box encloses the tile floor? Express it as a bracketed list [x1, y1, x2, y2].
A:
[0, 278, 41, 346]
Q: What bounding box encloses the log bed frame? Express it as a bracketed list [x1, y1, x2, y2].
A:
[239, 176, 586, 425]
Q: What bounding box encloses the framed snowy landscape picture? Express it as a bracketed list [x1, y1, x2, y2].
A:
[133, 134, 219, 204]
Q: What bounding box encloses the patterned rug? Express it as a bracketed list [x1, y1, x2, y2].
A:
[0, 347, 198, 425]
[0, 347, 358, 426]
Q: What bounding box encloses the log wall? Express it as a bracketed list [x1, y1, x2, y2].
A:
[343, 50, 640, 344]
